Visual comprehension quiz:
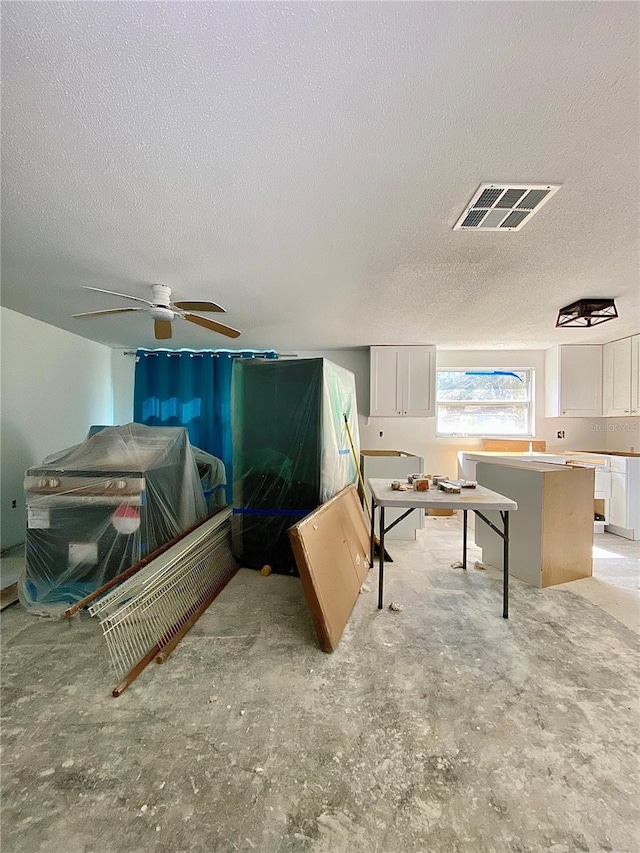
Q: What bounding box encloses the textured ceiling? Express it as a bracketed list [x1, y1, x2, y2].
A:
[2, 2, 639, 351]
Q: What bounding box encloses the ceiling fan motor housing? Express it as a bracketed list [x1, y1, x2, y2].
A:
[151, 284, 172, 306]
[150, 284, 174, 320]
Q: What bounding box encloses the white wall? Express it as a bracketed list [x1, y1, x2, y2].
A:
[111, 348, 135, 424]
[1, 307, 114, 548]
[602, 416, 640, 452]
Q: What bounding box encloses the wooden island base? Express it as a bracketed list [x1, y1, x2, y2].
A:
[476, 460, 594, 587]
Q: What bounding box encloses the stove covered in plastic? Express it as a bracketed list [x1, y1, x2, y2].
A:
[20, 424, 207, 615]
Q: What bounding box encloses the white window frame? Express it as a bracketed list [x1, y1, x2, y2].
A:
[436, 368, 535, 437]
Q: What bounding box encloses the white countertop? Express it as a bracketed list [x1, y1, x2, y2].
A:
[459, 451, 609, 470]
[473, 459, 578, 473]
[367, 478, 517, 511]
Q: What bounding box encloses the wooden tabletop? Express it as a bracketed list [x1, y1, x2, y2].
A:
[367, 479, 518, 512]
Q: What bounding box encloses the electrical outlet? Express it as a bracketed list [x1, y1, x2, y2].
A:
[557, 431, 565, 439]
[379, 431, 384, 438]
[11, 499, 17, 509]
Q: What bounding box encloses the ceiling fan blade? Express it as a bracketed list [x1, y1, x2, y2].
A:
[154, 319, 173, 340]
[72, 307, 145, 318]
[83, 286, 153, 306]
[183, 313, 241, 338]
[173, 300, 225, 313]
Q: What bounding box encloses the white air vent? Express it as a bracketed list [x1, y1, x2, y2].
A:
[453, 183, 561, 231]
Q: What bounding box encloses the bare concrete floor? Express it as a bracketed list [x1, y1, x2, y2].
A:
[2, 520, 639, 853]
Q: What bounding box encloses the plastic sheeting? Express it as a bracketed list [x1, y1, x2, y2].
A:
[192, 446, 227, 511]
[231, 358, 359, 575]
[20, 424, 209, 616]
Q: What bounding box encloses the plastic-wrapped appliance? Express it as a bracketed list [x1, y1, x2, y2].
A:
[20, 424, 208, 616]
[231, 358, 359, 574]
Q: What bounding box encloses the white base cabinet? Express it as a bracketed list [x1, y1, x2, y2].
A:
[605, 456, 640, 540]
[361, 451, 424, 540]
[369, 346, 436, 417]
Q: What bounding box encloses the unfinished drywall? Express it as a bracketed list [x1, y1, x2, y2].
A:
[0, 307, 114, 549]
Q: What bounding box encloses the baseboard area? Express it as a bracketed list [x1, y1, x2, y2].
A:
[605, 523, 636, 541]
[0, 544, 24, 591]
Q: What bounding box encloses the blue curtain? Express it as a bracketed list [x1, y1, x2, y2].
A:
[133, 349, 278, 502]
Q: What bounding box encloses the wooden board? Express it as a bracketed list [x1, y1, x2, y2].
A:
[361, 449, 413, 457]
[288, 485, 371, 652]
[0, 583, 19, 611]
[483, 439, 547, 452]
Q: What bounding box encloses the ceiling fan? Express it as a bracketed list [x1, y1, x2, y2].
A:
[72, 284, 241, 340]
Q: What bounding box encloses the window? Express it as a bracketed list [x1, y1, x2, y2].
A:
[436, 369, 534, 436]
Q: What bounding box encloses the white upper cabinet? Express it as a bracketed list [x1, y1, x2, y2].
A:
[545, 345, 602, 417]
[603, 337, 633, 416]
[369, 346, 436, 417]
[403, 347, 436, 416]
[370, 346, 403, 416]
[631, 334, 640, 416]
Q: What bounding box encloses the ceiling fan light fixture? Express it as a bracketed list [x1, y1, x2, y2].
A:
[150, 305, 175, 321]
[556, 298, 618, 328]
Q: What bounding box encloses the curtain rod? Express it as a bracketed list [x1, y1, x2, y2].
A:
[122, 350, 297, 357]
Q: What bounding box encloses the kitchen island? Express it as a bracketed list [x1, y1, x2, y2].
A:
[459, 450, 639, 540]
[468, 458, 594, 587]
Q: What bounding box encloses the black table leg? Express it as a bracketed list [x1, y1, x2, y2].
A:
[473, 508, 512, 619]
[462, 509, 468, 570]
[369, 497, 376, 571]
[503, 511, 509, 619]
[377, 505, 385, 610]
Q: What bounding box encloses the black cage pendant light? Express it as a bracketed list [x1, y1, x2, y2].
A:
[556, 298, 618, 328]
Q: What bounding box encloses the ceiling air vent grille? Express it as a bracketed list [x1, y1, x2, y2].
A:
[454, 183, 561, 231]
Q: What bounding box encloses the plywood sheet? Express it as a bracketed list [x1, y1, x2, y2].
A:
[541, 468, 594, 586]
[288, 485, 371, 652]
[361, 450, 413, 457]
[483, 439, 547, 452]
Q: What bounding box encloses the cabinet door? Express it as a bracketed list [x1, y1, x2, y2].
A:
[559, 345, 602, 417]
[369, 347, 403, 416]
[608, 473, 628, 528]
[603, 338, 632, 416]
[402, 346, 436, 417]
[632, 335, 640, 415]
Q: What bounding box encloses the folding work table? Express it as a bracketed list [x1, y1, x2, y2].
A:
[367, 479, 518, 618]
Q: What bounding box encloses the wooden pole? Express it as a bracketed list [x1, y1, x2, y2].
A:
[112, 643, 163, 697]
[343, 413, 372, 520]
[111, 566, 237, 696]
[154, 582, 222, 664]
[343, 414, 392, 562]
